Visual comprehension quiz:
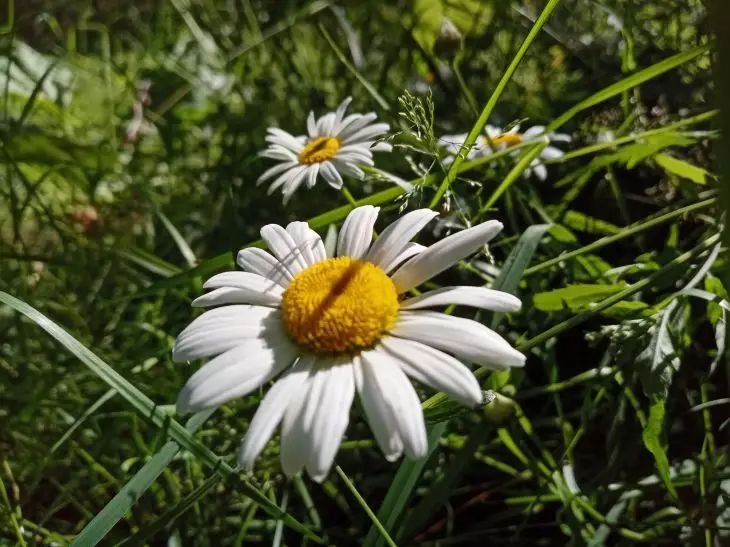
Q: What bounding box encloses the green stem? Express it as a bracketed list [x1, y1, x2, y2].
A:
[335, 466, 397, 547]
[523, 196, 717, 276]
[429, 0, 562, 208]
[480, 142, 546, 212]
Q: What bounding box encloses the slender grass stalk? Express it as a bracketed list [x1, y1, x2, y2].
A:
[429, 0, 562, 208]
[335, 466, 397, 547]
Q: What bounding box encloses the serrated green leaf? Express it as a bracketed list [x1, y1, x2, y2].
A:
[563, 210, 621, 235]
[655, 153, 710, 184]
[533, 284, 628, 312]
[641, 399, 678, 498]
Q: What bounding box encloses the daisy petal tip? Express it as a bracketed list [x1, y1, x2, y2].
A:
[384, 451, 402, 463]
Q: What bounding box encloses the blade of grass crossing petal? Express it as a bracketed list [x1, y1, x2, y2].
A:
[0, 291, 322, 543]
[547, 44, 710, 132]
[429, 0, 562, 208]
[362, 423, 447, 547]
[480, 143, 547, 212]
[72, 409, 215, 546]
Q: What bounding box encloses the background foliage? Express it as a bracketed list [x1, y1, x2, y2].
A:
[1, 0, 726, 545]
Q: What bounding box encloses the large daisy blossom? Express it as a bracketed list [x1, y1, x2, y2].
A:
[257, 97, 392, 203]
[442, 124, 571, 180]
[173, 206, 525, 481]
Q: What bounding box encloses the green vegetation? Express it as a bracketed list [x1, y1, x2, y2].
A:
[1, 0, 726, 545]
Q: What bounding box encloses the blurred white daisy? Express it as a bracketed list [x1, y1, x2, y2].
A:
[441, 124, 570, 180]
[257, 97, 392, 203]
[173, 206, 525, 481]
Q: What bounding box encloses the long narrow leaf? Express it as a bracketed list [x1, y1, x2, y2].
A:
[0, 291, 321, 543]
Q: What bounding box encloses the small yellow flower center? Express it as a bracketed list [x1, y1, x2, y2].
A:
[487, 132, 522, 147]
[298, 136, 341, 164]
[281, 257, 399, 354]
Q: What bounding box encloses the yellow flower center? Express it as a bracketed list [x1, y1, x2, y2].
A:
[281, 257, 399, 354]
[488, 132, 522, 147]
[298, 136, 341, 164]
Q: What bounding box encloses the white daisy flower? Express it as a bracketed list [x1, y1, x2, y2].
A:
[257, 97, 392, 203]
[173, 206, 525, 481]
[441, 124, 571, 180]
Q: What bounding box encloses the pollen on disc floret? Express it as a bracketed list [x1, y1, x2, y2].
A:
[281, 257, 399, 354]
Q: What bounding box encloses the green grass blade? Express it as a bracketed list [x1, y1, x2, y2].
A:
[72, 409, 215, 546]
[319, 23, 390, 111]
[480, 142, 546, 212]
[336, 465, 397, 547]
[157, 210, 197, 268]
[362, 423, 447, 547]
[547, 44, 710, 132]
[429, 0, 562, 207]
[0, 291, 322, 543]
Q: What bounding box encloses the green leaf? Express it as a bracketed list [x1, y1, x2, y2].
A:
[563, 210, 620, 236]
[412, 0, 444, 53]
[533, 284, 628, 312]
[362, 424, 447, 547]
[548, 44, 710, 131]
[0, 291, 321, 544]
[641, 399, 678, 498]
[654, 153, 710, 184]
[636, 308, 681, 399]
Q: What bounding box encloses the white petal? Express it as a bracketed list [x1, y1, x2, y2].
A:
[172, 305, 278, 362]
[259, 148, 298, 162]
[317, 112, 337, 136]
[306, 162, 320, 188]
[390, 220, 503, 293]
[320, 161, 343, 189]
[333, 97, 352, 129]
[381, 336, 482, 406]
[331, 159, 365, 179]
[280, 356, 317, 477]
[370, 142, 392, 153]
[257, 161, 298, 185]
[267, 165, 302, 194]
[176, 326, 298, 413]
[337, 206, 379, 259]
[281, 166, 310, 204]
[400, 286, 521, 312]
[532, 163, 548, 181]
[237, 248, 293, 287]
[260, 224, 309, 274]
[541, 146, 564, 160]
[341, 123, 390, 145]
[353, 355, 403, 461]
[286, 221, 327, 266]
[266, 128, 306, 152]
[238, 357, 313, 469]
[192, 286, 281, 308]
[379, 242, 425, 275]
[521, 126, 545, 139]
[337, 113, 378, 140]
[307, 111, 317, 137]
[200, 271, 283, 306]
[366, 209, 438, 269]
[391, 311, 525, 369]
[359, 346, 427, 458]
[303, 356, 355, 481]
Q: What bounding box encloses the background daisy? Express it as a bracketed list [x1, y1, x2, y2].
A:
[441, 124, 570, 180]
[174, 206, 525, 481]
[257, 97, 392, 203]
